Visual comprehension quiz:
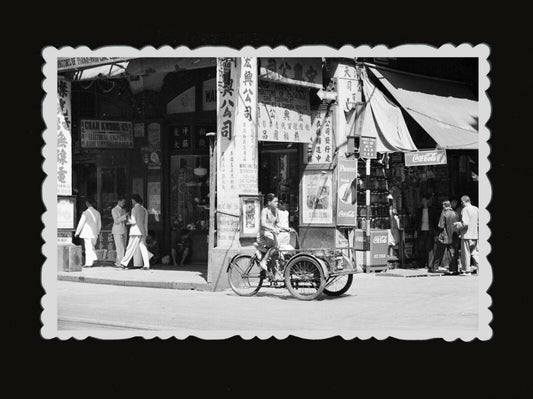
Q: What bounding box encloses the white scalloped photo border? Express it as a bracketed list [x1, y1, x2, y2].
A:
[41, 43, 492, 340]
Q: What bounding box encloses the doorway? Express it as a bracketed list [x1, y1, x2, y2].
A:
[258, 142, 302, 228]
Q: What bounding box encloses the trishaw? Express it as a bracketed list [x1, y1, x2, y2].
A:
[227, 231, 360, 301]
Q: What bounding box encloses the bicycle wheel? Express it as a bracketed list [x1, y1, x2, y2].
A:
[323, 274, 353, 297]
[227, 255, 263, 296]
[284, 255, 325, 300]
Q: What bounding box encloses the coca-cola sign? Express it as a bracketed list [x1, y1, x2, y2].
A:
[405, 150, 447, 167]
[372, 235, 388, 244]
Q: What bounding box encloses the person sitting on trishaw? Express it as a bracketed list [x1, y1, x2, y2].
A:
[256, 193, 293, 278]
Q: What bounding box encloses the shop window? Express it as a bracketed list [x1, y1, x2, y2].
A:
[170, 155, 210, 231]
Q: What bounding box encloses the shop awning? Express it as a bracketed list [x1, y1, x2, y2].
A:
[358, 73, 418, 153]
[367, 65, 478, 150]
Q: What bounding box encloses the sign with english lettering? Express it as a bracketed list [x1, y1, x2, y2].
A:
[404, 150, 447, 167]
[80, 119, 133, 148]
[336, 159, 357, 226]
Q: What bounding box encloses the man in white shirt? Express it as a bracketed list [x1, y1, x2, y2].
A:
[74, 198, 102, 267]
[454, 195, 479, 274]
[111, 196, 128, 267]
[120, 194, 151, 270]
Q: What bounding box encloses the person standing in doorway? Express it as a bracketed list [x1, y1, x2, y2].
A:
[120, 194, 151, 270]
[74, 197, 102, 267]
[454, 195, 479, 274]
[111, 196, 128, 267]
[414, 195, 438, 269]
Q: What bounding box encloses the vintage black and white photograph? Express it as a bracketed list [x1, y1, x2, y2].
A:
[42, 45, 490, 339]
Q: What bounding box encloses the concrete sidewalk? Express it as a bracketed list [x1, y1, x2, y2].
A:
[58, 264, 212, 291]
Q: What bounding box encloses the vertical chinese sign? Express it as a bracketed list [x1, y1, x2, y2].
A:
[57, 77, 72, 196]
[216, 57, 258, 248]
[307, 103, 335, 165]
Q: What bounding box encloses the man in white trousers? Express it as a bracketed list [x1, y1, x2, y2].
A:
[74, 198, 102, 267]
[111, 196, 128, 267]
[120, 194, 151, 270]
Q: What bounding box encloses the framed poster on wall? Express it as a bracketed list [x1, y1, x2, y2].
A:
[57, 195, 77, 230]
[239, 194, 263, 238]
[300, 170, 334, 225]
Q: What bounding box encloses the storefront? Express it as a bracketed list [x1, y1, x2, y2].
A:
[58, 57, 216, 267]
[208, 57, 479, 287]
[209, 57, 372, 287]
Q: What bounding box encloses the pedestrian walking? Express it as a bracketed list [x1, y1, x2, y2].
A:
[454, 195, 479, 274]
[111, 196, 128, 267]
[430, 200, 460, 273]
[74, 197, 102, 267]
[120, 194, 151, 270]
[414, 195, 438, 269]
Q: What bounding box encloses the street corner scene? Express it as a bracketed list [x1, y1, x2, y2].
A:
[48, 47, 488, 338]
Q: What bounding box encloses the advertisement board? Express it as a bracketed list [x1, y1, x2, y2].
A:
[336, 159, 357, 226]
[404, 150, 447, 167]
[80, 119, 133, 148]
[301, 170, 334, 225]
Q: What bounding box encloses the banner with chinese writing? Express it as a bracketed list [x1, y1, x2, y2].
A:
[360, 136, 377, 159]
[336, 159, 357, 226]
[404, 149, 447, 167]
[307, 104, 334, 164]
[80, 119, 133, 148]
[57, 77, 72, 195]
[216, 57, 259, 248]
[258, 80, 312, 143]
[259, 58, 322, 89]
[301, 170, 334, 225]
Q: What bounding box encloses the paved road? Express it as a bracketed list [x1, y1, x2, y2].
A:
[56, 273, 479, 333]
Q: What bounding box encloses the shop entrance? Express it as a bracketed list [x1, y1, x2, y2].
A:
[73, 155, 129, 261]
[258, 142, 302, 229]
[169, 153, 210, 264]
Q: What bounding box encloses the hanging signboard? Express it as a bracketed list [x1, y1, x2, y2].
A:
[80, 119, 133, 148]
[259, 58, 323, 89]
[336, 159, 357, 226]
[301, 170, 334, 225]
[404, 149, 447, 167]
[57, 77, 72, 195]
[360, 136, 377, 159]
[258, 80, 312, 143]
